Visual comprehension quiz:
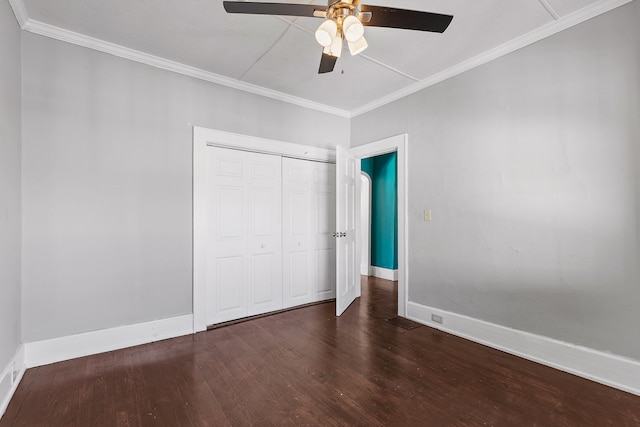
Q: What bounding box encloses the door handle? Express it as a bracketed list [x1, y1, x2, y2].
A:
[333, 232, 347, 238]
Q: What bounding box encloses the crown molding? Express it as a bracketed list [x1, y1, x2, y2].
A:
[350, 0, 634, 117]
[19, 18, 351, 119]
[8, 0, 28, 28]
[538, 0, 561, 20]
[9, 0, 632, 120]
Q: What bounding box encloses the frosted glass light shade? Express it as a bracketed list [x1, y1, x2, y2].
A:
[343, 15, 364, 43]
[328, 33, 343, 57]
[315, 19, 338, 47]
[348, 35, 368, 55]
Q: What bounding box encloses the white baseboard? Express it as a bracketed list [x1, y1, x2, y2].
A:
[407, 302, 640, 396]
[0, 344, 25, 420]
[370, 266, 398, 281]
[25, 314, 194, 368]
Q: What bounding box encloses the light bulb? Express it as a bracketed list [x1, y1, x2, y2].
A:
[348, 35, 368, 55]
[342, 15, 364, 43]
[315, 19, 337, 47]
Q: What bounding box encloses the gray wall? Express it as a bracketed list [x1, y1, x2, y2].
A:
[21, 33, 349, 342]
[0, 0, 22, 371]
[352, 1, 640, 360]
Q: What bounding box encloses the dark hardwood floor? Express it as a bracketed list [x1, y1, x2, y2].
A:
[3, 276, 640, 426]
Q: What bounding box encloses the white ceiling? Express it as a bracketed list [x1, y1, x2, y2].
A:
[13, 0, 630, 116]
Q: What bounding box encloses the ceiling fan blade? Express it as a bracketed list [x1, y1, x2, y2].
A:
[223, 1, 326, 17]
[359, 5, 453, 33]
[318, 52, 338, 74]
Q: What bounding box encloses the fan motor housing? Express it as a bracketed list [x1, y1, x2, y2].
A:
[326, 1, 359, 25]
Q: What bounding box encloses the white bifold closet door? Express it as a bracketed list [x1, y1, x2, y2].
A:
[282, 158, 336, 308]
[206, 147, 283, 325]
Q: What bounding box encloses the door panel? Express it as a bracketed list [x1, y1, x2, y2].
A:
[289, 191, 308, 235]
[218, 157, 243, 176]
[206, 147, 282, 325]
[335, 146, 359, 316]
[289, 252, 310, 298]
[218, 187, 243, 238]
[246, 152, 282, 315]
[216, 256, 243, 312]
[314, 169, 336, 301]
[252, 188, 277, 236]
[282, 158, 336, 308]
[253, 162, 276, 179]
[250, 253, 275, 306]
[315, 249, 334, 295]
[315, 191, 332, 234]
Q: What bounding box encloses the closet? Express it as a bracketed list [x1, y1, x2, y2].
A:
[206, 146, 335, 326]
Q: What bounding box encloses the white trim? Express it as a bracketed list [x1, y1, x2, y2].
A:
[538, 0, 561, 20]
[7, 0, 27, 28]
[370, 266, 398, 281]
[0, 345, 25, 420]
[25, 315, 193, 368]
[19, 19, 350, 119]
[407, 302, 640, 396]
[11, 0, 630, 118]
[359, 171, 372, 276]
[350, 0, 634, 117]
[192, 126, 336, 332]
[192, 127, 208, 333]
[350, 134, 408, 317]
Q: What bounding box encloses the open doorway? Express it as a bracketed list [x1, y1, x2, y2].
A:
[350, 134, 407, 317]
[360, 153, 398, 281]
[359, 152, 398, 314]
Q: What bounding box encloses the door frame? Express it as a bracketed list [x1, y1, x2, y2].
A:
[192, 126, 335, 333]
[349, 134, 408, 317]
[360, 171, 372, 276]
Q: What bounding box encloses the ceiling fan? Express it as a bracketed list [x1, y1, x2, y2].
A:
[223, 1, 453, 74]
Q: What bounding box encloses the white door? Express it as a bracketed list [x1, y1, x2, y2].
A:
[312, 162, 337, 302]
[206, 147, 283, 325]
[282, 158, 336, 308]
[335, 146, 360, 316]
[282, 158, 313, 307]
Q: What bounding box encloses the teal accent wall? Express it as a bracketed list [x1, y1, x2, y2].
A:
[361, 152, 397, 270]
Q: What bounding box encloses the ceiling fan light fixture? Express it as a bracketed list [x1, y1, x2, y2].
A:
[348, 35, 368, 55]
[223, 0, 454, 74]
[315, 19, 338, 47]
[342, 15, 364, 43]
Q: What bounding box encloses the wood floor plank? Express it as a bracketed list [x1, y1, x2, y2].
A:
[2, 276, 640, 426]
